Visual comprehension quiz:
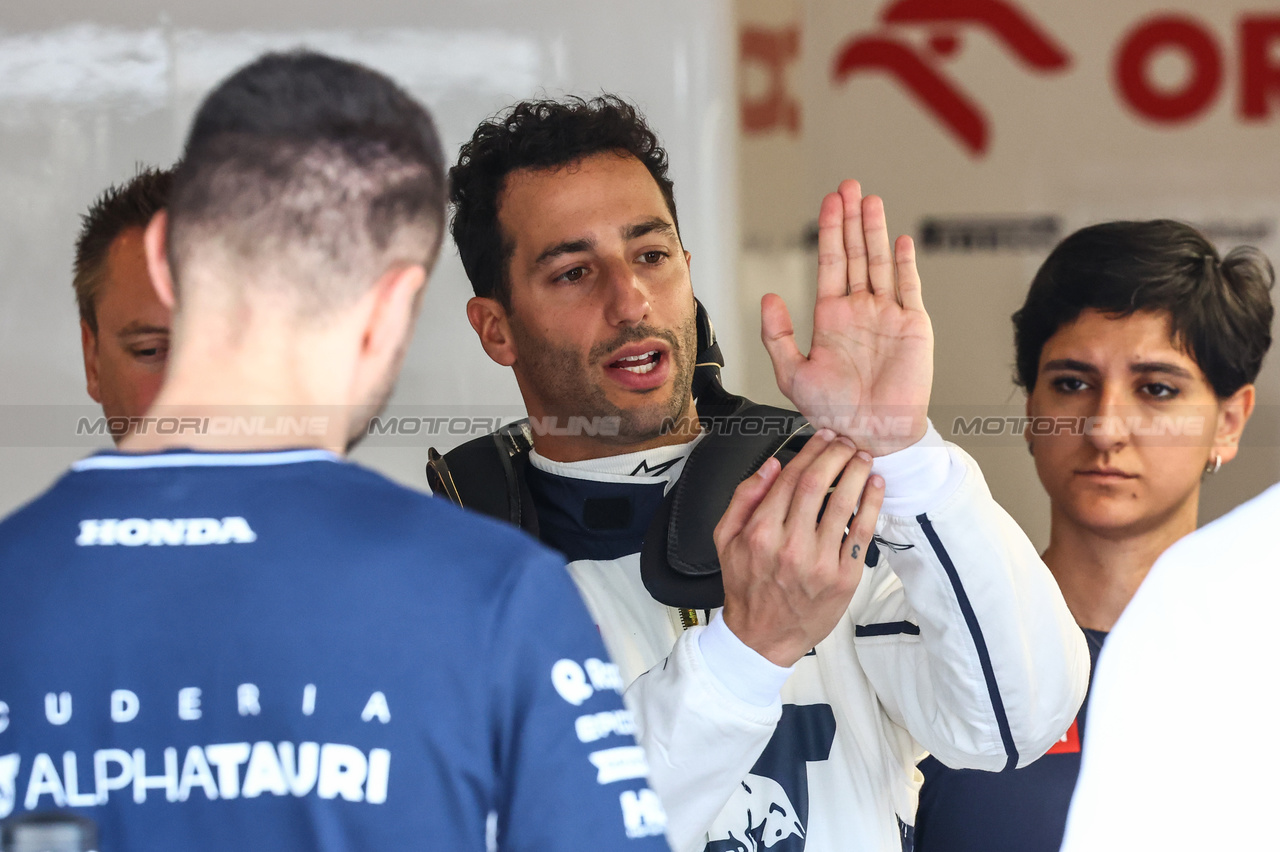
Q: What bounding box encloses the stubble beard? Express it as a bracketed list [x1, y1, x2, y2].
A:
[512, 312, 698, 447]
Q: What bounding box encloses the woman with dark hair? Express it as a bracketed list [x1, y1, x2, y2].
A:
[913, 220, 1274, 852]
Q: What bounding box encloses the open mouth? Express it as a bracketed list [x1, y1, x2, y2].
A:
[609, 350, 662, 374]
[601, 338, 674, 391]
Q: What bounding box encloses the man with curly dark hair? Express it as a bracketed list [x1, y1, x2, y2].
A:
[450, 97, 695, 449]
[435, 95, 1088, 852]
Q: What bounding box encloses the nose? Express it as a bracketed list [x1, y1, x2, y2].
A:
[601, 258, 650, 327]
[1086, 384, 1131, 453]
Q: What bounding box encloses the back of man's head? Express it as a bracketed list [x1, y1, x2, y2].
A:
[167, 50, 446, 321]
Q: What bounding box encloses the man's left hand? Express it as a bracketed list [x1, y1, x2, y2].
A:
[761, 180, 934, 457]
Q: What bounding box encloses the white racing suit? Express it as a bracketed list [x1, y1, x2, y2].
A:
[525, 424, 1089, 852]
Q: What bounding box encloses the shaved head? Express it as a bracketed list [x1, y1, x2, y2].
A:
[168, 51, 446, 321]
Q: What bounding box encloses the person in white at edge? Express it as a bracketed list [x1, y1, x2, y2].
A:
[446, 97, 1089, 852]
[1060, 482, 1280, 852]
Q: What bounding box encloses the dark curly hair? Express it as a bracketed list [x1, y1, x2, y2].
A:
[1013, 220, 1274, 398]
[449, 95, 679, 307]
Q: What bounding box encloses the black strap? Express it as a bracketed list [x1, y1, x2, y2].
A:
[425, 421, 539, 537]
[639, 403, 810, 608]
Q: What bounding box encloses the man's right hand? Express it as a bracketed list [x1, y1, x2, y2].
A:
[713, 429, 885, 668]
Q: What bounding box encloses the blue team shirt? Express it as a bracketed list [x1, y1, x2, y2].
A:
[914, 628, 1106, 852]
[0, 449, 669, 852]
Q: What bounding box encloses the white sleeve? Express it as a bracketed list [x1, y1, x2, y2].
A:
[853, 440, 1089, 770]
[625, 625, 783, 852]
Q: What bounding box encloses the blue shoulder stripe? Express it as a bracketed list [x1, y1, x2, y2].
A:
[917, 513, 1018, 771]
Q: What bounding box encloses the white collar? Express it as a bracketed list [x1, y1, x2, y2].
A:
[528, 432, 705, 493]
[71, 448, 341, 472]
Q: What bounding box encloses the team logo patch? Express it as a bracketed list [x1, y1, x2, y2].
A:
[708, 774, 805, 850]
[75, 517, 257, 547]
[704, 703, 837, 851]
[1045, 718, 1080, 755]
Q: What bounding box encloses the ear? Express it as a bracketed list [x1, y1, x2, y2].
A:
[466, 297, 517, 367]
[1213, 383, 1255, 465]
[80, 319, 102, 403]
[143, 211, 177, 310]
[361, 263, 427, 362]
[684, 249, 692, 269]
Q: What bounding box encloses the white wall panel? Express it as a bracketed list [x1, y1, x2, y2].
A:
[0, 0, 738, 512]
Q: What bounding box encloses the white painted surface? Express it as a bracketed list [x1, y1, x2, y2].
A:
[0, 0, 738, 513]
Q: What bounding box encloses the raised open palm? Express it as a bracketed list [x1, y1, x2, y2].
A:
[761, 180, 934, 456]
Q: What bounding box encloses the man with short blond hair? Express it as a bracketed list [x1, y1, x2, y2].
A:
[74, 166, 174, 437]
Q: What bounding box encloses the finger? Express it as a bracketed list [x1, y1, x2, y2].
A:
[780, 436, 860, 531]
[713, 455, 782, 552]
[839, 180, 869, 295]
[842, 475, 885, 569]
[761, 293, 804, 398]
[895, 234, 925, 311]
[861, 195, 894, 300]
[753, 428, 838, 521]
[815, 192, 849, 300]
[817, 449, 873, 549]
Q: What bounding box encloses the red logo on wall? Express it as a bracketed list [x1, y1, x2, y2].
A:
[1115, 14, 1280, 124]
[831, 0, 1072, 156]
[741, 26, 803, 134]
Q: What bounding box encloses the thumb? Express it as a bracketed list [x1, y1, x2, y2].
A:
[761, 294, 803, 397]
[713, 456, 781, 552]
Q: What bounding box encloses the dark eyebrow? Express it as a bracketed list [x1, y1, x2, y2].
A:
[1041, 358, 1097, 375]
[622, 217, 676, 242]
[116, 323, 169, 339]
[533, 218, 677, 267]
[1041, 358, 1195, 380]
[535, 238, 595, 267]
[1130, 361, 1195, 379]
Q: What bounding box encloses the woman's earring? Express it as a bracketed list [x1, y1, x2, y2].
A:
[1204, 453, 1222, 475]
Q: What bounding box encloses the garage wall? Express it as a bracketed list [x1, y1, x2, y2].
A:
[0, 0, 739, 514]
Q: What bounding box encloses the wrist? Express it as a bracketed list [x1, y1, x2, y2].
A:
[824, 414, 928, 458]
[699, 611, 796, 706]
[721, 607, 808, 669]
